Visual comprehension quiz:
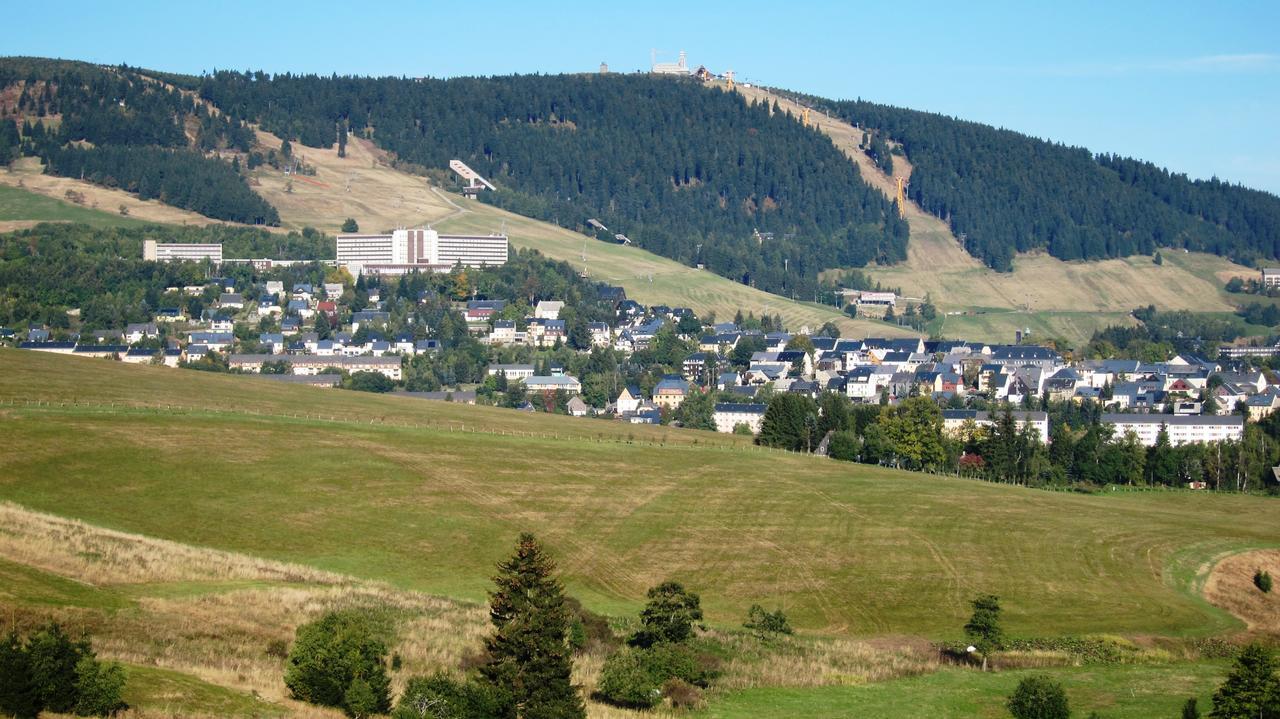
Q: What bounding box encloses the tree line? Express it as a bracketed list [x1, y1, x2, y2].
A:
[757, 393, 1280, 493]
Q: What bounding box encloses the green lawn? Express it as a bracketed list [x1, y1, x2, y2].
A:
[0, 183, 151, 227]
[0, 351, 1276, 642]
[0, 557, 131, 610]
[699, 662, 1227, 719]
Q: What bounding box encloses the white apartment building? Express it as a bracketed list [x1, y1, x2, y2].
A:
[713, 403, 767, 434]
[942, 410, 1050, 444]
[228, 354, 402, 380]
[143, 240, 223, 263]
[336, 229, 508, 275]
[1101, 414, 1244, 447]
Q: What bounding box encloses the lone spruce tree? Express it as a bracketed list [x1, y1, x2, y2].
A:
[964, 594, 1004, 671]
[481, 533, 585, 719]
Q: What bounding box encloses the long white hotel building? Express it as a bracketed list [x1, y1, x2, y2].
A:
[143, 240, 223, 263]
[336, 229, 508, 275]
[1101, 414, 1244, 447]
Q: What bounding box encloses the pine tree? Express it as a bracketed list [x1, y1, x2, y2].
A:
[964, 595, 1003, 671]
[1210, 643, 1280, 719]
[481, 533, 584, 719]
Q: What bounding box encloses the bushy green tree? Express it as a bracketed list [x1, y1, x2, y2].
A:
[348, 370, 395, 393]
[0, 625, 125, 718]
[1007, 674, 1070, 719]
[480, 533, 584, 719]
[827, 430, 861, 461]
[284, 610, 392, 717]
[27, 623, 91, 714]
[630, 581, 703, 648]
[757, 394, 819, 452]
[341, 218, 360, 233]
[1256, 570, 1273, 594]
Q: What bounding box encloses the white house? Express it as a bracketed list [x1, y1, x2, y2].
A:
[616, 386, 644, 414]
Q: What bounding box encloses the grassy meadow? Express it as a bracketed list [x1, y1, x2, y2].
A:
[0, 350, 1275, 638]
[0, 182, 152, 230]
[0, 351, 1275, 716]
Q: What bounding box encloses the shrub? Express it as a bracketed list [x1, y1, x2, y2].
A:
[1255, 569, 1273, 593]
[596, 649, 663, 709]
[596, 643, 717, 709]
[661, 678, 704, 710]
[72, 657, 127, 717]
[743, 605, 793, 636]
[1007, 674, 1070, 719]
[827, 430, 860, 461]
[284, 610, 392, 717]
[265, 639, 289, 659]
[393, 673, 506, 719]
[630, 581, 703, 648]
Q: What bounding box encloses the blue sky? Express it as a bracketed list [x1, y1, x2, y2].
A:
[6, 1, 1278, 193]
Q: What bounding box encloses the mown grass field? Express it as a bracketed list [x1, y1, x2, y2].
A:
[0, 351, 1275, 717]
[0, 350, 1276, 639]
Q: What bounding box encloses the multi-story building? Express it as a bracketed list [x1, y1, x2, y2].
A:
[1100, 414, 1244, 447]
[942, 409, 1050, 444]
[143, 240, 223, 263]
[228, 354, 402, 380]
[336, 229, 508, 275]
[713, 403, 766, 434]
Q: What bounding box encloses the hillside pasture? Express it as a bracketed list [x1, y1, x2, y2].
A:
[0, 351, 1275, 642]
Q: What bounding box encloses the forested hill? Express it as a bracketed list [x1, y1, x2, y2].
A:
[175, 70, 907, 296]
[779, 90, 1280, 271]
[0, 58, 279, 225]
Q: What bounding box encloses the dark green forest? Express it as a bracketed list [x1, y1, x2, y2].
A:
[0, 58, 277, 225]
[179, 70, 908, 296]
[780, 90, 1280, 271]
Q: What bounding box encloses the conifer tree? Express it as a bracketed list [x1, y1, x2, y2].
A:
[1210, 643, 1280, 718]
[481, 533, 584, 719]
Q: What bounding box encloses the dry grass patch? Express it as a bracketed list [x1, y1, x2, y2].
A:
[0, 501, 346, 586]
[1203, 548, 1280, 637]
